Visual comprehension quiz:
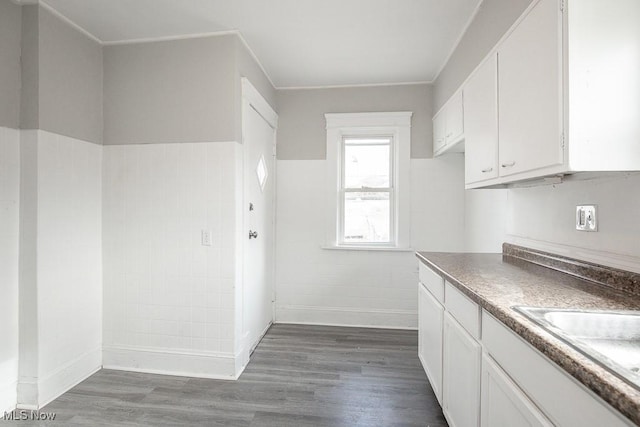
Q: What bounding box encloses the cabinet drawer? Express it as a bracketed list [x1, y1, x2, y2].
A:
[482, 311, 632, 427]
[445, 282, 480, 339]
[418, 262, 444, 303]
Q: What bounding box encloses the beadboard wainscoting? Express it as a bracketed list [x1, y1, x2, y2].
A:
[0, 126, 20, 413]
[102, 141, 244, 379]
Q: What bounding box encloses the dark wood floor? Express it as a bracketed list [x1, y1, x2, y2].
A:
[23, 324, 447, 426]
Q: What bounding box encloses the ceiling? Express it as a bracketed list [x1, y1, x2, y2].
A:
[40, 0, 482, 88]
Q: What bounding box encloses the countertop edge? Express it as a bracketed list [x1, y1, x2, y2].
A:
[415, 252, 640, 426]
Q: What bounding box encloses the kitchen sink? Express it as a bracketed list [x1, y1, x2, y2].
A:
[513, 306, 640, 389]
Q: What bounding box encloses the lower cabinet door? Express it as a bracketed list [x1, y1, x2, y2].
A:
[418, 283, 444, 404]
[443, 312, 481, 427]
[481, 354, 553, 427]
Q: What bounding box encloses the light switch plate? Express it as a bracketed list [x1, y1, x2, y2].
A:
[201, 229, 212, 246]
[576, 205, 597, 231]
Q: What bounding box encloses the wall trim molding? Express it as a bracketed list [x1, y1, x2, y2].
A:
[102, 346, 240, 380]
[506, 235, 640, 275]
[39, 1, 103, 45]
[103, 30, 238, 46]
[0, 358, 18, 414]
[432, 0, 485, 83]
[242, 78, 278, 129]
[0, 381, 17, 414]
[17, 348, 102, 410]
[278, 81, 433, 91]
[236, 33, 277, 90]
[275, 305, 417, 330]
[102, 140, 239, 147]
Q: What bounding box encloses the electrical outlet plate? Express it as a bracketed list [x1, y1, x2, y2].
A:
[576, 205, 597, 231]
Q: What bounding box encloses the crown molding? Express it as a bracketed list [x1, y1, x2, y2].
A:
[277, 80, 432, 91]
[102, 30, 239, 46]
[431, 0, 484, 83]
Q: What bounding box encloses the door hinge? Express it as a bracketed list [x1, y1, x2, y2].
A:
[560, 0, 565, 12]
[561, 132, 565, 149]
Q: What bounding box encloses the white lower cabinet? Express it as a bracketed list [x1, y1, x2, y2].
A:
[481, 354, 552, 427]
[482, 311, 633, 427]
[418, 283, 444, 404]
[443, 312, 481, 427]
[417, 261, 633, 427]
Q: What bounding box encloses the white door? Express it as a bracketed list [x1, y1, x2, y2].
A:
[242, 80, 277, 354]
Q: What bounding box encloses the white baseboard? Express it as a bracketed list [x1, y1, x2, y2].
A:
[275, 305, 417, 330]
[35, 348, 101, 409]
[506, 236, 640, 274]
[103, 346, 239, 380]
[0, 358, 18, 413]
[16, 380, 37, 410]
[0, 381, 17, 415]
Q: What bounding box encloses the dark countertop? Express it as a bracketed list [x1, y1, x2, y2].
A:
[416, 251, 640, 425]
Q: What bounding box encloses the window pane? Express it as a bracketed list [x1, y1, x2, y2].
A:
[344, 143, 390, 188]
[343, 192, 390, 243]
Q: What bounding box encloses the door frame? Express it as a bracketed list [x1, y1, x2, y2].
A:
[241, 78, 278, 354]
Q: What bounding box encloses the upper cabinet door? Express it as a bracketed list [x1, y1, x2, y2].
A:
[465, 54, 499, 185]
[445, 91, 464, 145]
[433, 111, 447, 154]
[498, 0, 563, 177]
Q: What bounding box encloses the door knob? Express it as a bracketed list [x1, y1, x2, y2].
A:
[249, 230, 258, 239]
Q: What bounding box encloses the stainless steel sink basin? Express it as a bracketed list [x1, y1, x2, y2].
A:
[514, 306, 640, 389]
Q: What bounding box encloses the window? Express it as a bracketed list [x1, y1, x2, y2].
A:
[341, 136, 393, 244]
[325, 112, 412, 249]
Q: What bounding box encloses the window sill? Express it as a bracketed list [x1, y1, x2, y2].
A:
[321, 245, 414, 252]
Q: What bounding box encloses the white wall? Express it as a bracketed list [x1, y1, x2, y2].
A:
[507, 174, 640, 273]
[0, 1, 21, 129]
[17, 130, 103, 409]
[275, 156, 469, 329]
[433, 0, 533, 111]
[35, 131, 103, 406]
[276, 85, 433, 160]
[465, 189, 508, 252]
[0, 127, 20, 412]
[102, 141, 243, 379]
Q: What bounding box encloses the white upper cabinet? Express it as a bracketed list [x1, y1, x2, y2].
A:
[567, 0, 640, 171]
[445, 91, 464, 146]
[497, 0, 563, 178]
[455, 0, 640, 188]
[464, 54, 499, 184]
[433, 90, 464, 157]
[433, 110, 447, 154]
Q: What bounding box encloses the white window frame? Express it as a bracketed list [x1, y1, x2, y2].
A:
[325, 112, 412, 250]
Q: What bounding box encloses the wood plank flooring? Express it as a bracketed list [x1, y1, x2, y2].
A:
[17, 324, 447, 426]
